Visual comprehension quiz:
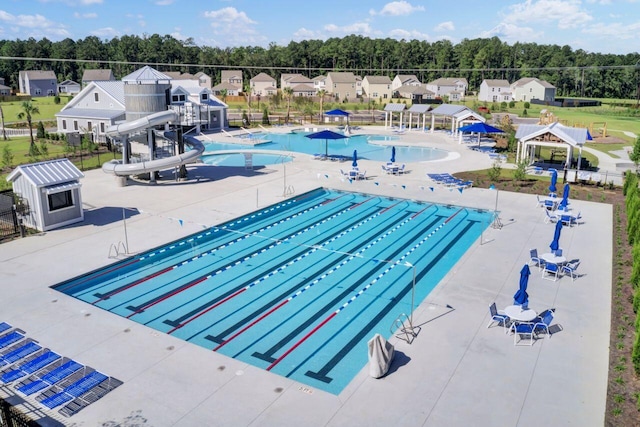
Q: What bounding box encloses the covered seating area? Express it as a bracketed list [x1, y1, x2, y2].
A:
[515, 122, 590, 171]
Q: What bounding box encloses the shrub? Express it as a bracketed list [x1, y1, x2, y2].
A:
[487, 160, 502, 182]
[1, 144, 13, 168]
[524, 102, 530, 109]
[522, 109, 528, 117]
[513, 160, 527, 181]
[632, 317, 640, 375]
[54, 95, 60, 104]
[508, 100, 515, 108]
[261, 107, 270, 125]
[36, 121, 45, 139]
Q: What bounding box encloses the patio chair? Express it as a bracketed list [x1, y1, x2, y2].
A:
[555, 248, 563, 257]
[544, 209, 558, 224]
[542, 263, 560, 281]
[544, 199, 557, 211]
[358, 170, 367, 180]
[510, 311, 554, 346]
[529, 249, 545, 270]
[561, 261, 581, 281]
[487, 302, 511, 331]
[398, 164, 406, 175]
[536, 195, 545, 208]
[560, 214, 573, 226]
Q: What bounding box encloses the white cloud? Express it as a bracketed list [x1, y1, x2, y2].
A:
[155, 0, 174, 5]
[479, 22, 542, 44]
[293, 27, 319, 40]
[388, 29, 429, 40]
[582, 21, 640, 40]
[73, 12, 97, 18]
[79, 0, 102, 4]
[324, 22, 375, 36]
[203, 8, 266, 46]
[505, 0, 593, 29]
[0, 10, 70, 38]
[434, 21, 454, 32]
[90, 27, 119, 38]
[370, 1, 425, 16]
[204, 7, 256, 27]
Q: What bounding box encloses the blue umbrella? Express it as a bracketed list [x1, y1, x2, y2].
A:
[549, 169, 558, 194]
[513, 264, 531, 307]
[550, 220, 563, 252]
[458, 122, 504, 146]
[352, 150, 358, 167]
[559, 183, 570, 210]
[390, 146, 396, 163]
[305, 129, 349, 157]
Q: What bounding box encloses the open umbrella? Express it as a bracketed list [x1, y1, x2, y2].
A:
[550, 220, 563, 252]
[458, 122, 504, 146]
[305, 129, 349, 157]
[559, 183, 570, 211]
[325, 109, 351, 128]
[549, 169, 558, 195]
[513, 264, 531, 308]
[390, 146, 396, 163]
[352, 150, 358, 167]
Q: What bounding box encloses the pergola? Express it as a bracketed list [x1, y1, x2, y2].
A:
[384, 103, 406, 129]
[406, 104, 432, 131]
[429, 104, 474, 134]
[515, 122, 590, 170]
[454, 110, 486, 143]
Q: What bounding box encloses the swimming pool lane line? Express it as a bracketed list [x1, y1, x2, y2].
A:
[250, 212, 447, 364]
[304, 218, 477, 384]
[265, 208, 464, 372]
[412, 203, 434, 219]
[124, 200, 371, 317]
[91, 198, 352, 305]
[209, 208, 423, 351]
[159, 201, 387, 331]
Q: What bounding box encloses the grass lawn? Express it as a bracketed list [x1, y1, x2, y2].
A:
[1, 96, 70, 125]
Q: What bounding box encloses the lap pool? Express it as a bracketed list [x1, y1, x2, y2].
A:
[53, 189, 491, 394]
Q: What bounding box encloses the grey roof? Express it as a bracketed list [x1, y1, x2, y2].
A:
[59, 80, 79, 86]
[396, 74, 420, 84]
[454, 110, 484, 121]
[430, 104, 470, 116]
[94, 81, 125, 106]
[0, 84, 10, 90]
[82, 69, 114, 82]
[55, 108, 125, 120]
[397, 84, 428, 95]
[291, 84, 315, 92]
[512, 77, 556, 89]
[327, 72, 356, 83]
[165, 71, 195, 80]
[407, 104, 432, 113]
[365, 75, 392, 84]
[250, 72, 276, 82]
[482, 79, 510, 87]
[23, 70, 56, 80]
[312, 75, 326, 82]
[384, 103, 406, 112]
[6, 158, 84, 186]
[122, 66, 171, 83]
[212, 82, 240, 91]
[427, 77, 468, 86]
[515, 122, 589, 146]
[221, 70, 243, 81]
[284, 74, 313, 84]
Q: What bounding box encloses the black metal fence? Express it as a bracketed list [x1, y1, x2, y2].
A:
[0, 190, 21, 242]
[0, 398, 39, 427]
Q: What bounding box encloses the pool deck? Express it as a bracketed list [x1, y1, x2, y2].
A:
[0, 126, 611, 426]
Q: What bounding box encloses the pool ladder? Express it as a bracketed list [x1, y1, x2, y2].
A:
[391, 313, 418, 344]
[108, 241, 128, 259]
[283, 185, 295, 197]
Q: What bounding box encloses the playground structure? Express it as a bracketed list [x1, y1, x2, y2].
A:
[101, 110, 205, 185]
[539, 110, 606, 137]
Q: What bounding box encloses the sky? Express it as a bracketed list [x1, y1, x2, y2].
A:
[0, 0, 639, 55]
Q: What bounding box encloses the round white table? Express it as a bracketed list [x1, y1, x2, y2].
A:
[504, 305, 538, 322]
[540, 252, 567, 265]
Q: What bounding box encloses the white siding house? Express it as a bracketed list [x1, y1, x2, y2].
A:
[511, 78, 556, 102]
[478, 79, 512, 102]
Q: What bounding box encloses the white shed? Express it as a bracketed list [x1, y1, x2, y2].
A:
[6, 159, 84, 232]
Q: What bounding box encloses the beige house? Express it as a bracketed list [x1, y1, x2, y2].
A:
[280, 74, 314, 90]
[326, 72, 357, 101]
[250, 72, 277, 96]
[212, 82, 240, 97]
[511, 77, 556, 102]
[392, 74, 421, 92]
[312, 75, 327, 92]
[291, 84, 315, 97]
[478, 79, 512, 102]
[362, 75, 393, 100]
[194, 72, 212, 90]
[220, 70, 243, 91]
[425, 77, 468, 99]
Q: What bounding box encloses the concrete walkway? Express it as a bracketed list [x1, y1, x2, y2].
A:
[0, 127, 611, 426]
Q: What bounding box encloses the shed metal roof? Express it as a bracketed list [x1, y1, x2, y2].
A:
[55, 108, 125, 120]
[430, 104, 469, 116]
[6, 159, 84, 187]
[515, 122, 590, 147]
[122, 66, 171, 83]
[407, 104, 432, 113]
[384, 103, 406, 112]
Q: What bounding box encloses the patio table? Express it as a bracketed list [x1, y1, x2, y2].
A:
[540, 252, 566, 265]
[504, 305, 538, 322]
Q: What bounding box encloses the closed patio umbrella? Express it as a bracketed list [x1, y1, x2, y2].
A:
[390, 146, 396, 163]
[550, 220, 563, 252]
[513, 264, 530, 308]
[549, 169, 558, 195]
[559, 183, 570, 211]
[352, 150, 358, 167]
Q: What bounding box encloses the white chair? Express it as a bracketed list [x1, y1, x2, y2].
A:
[529, 249, 545, 271]
[487, 302, 510, 332]
[561, 261, 581, 281]
[544, 210, 558, 224]
[536, 195, 545, 208]
[542, 263, 560, 281]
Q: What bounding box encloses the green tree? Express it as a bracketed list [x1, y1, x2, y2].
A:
[1, 144, 13, 168]
[629, 136, 640, 168]
[487, 160, 502, 182]
[513, 160, 528, 181]
[283, 87, 293, 124]
[16, 101, 40, 156]
[36, 121, 45, 139]
[261, 107, 270, 125]
[219, 89, 228, 104]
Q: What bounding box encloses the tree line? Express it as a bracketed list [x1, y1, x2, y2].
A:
[0, 34, 639, 99]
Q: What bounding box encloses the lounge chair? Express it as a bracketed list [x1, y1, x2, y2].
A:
[486, 303, 510, 331]
[0, 331, 25, 350]
[529, 249, 545, 270]
[0, 341, 41, 367]
[357, 170, 367, 180]
[1, 350, 61, 384]
[561, 261, 581, 281]
[16, 359, 83, 396]
[0, 323, 10, 335]
[510, 311, 554, 346]
[39, 371, 109, 409]
[58, 376, 123, 418]
[542, 263, 560, 281]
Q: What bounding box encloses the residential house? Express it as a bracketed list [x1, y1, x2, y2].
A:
[425, 77, 468, 99]
[57, 80, 81, 95]
[81, 69, 115, 87]
[165, 71, 196, 82]
[396, 85, 432, 102]
[220, 70, 243, 92]
[211, 82, 240, 97]
[291, 84, 315, 97]
[312, 75, 327, 93]
[362, 75, 393, 100]
[355, 76, 363, 97]
[280, 74, 314, 91]
[250, 73, 277, 96]
[478, 79, 512, 102]
[194, 72, 212, 90]
[18, 70, 57, 97]
[169, 84, 227, 131]
[55, 80, 126, 143]
[392, 74, 421, 92]
[511, 77, 556, 102]
[0, 84, 10, 96]
[325, 72, 358, 101]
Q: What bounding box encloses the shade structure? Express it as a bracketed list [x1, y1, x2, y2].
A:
[513, 264, 531, 307]
[550, 220, 563, 252]
[559, 183, 570, 210]
[549, 169, 558, 194]
[458, 122, 504, 146]
[352, 150, 358, 167]
[390, 146, 396, 163]
[324, 109, 350, 117]
[305, 129, 349, 157]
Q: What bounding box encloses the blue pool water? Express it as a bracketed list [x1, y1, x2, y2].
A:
[201, 131, 448, 167]
[53, 189, 491, 394]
